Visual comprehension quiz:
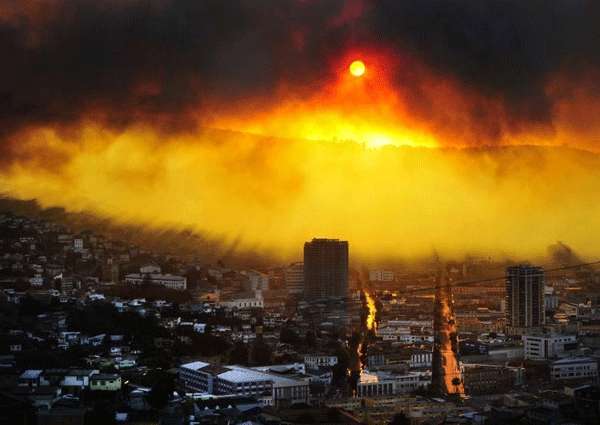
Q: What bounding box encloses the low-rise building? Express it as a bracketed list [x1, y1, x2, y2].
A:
[523, 334, 577, 360]
[304, 354, 337, 369]
[356, 371, 431, 397]
[219, 298, 264, 309]
[461, 364, 520, 395]
[125, 273, 187, 290]
[551, 357, 598, 382]
[90, 373, 122, 391]
[179, 361, 309, 406]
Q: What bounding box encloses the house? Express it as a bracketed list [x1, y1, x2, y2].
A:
[90, 373, 122, 391]
[18, 370, 44, 387]
[11, 386, 61, 410]
[61, 369, 99, 393]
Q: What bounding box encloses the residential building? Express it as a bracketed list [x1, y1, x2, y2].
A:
[461, 364, 519, 395]
[506, 265, 544, 335]
[285, 262, 304, 296]
[90, 373, 122, 391]
[369, 270, 394, 282]
[304, 355, 338, 369]
[551, 357, 598, 382]
[356, 371, 431, 397]
[523, 334, 578, 360]
[125, 273, 187, 290]
[220, 297, 264, 309]
[304, 238, 348, 299]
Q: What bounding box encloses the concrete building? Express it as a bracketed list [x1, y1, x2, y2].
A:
[125, 273, 187, 290]
[523, 334, 578, 360]
[179, 362, 310, 406]
[303, 238, 348, 299]
[285, 262, 304, 296]
[304, 354, 338, 369]
[369, 270, 394, 282]
[219, 297, 264, 309]
[506, 265, 544, 335]
[242, 270, 269, 291]
[551, 357, 598, 382]
[179, 361, 216, 393]
[461, 364, 519, 395]
[90, 373, 122, 391]
[356, 371, 431, 397]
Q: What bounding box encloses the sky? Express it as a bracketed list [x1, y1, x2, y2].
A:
[1, 0, 600, 261]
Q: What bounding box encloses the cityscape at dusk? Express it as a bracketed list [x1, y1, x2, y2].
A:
[1, 1, 600, 424]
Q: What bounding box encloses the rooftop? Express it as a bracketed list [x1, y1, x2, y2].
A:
[552, 357, 595, 365]
[181, 361, 210, 371]
[19, 370, 43, 379]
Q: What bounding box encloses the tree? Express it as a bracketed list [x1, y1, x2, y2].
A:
[147, 372, 174, 410]
[451, 377, 462, 393]
[305, 330, 316, 348]
[250, 339, 272, 365]
[230, 342, 249, 365]
[280, 326, 300, 346]
[85, 400, 115, 425]
[389, 412, 410, 425]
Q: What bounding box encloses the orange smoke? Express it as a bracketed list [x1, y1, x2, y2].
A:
[3, 49, 600, 261]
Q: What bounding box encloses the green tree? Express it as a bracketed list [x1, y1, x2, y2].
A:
[229, 342, 249, 365]
[389, 412, 410, 425]
[305, 330, 316, 348]
[147, 371, 174, 410]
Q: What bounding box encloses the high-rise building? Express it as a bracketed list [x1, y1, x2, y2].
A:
[285, 262, 304, 296]
[303, 238, 348, 299]
[506, 265, 544, 335]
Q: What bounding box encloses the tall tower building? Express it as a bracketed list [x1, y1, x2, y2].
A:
[285, 262, 304, 297]
[506, 265, 544, 335]
[303, 238, 348, 299]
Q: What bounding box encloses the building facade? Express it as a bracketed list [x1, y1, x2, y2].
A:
[551, 357, 598, 382]
[285, 262, 304, 296]
[303, 238, 348, 299]
[125, 273, 187, 291]
[523, 334, 577, 360]
[506, 265, 544, 335]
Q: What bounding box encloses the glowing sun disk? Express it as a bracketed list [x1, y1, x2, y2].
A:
[349, 60, 366, 77]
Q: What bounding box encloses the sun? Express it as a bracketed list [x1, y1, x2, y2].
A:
[349, 60, 366, 77]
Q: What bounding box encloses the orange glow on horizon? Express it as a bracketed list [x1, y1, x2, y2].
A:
[2, 51, 600, 261]
[208, 51, 441, 149]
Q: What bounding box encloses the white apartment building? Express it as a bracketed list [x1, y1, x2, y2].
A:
[551, 357, 598, 382]
[179, 361, 219, 393]
[523, 334, 577, 360]
[356, 371, 431, 398]
[125, 273, 187, 290]
[219, 297, 264, 309]
[408, 350, 432, 369]
[304, 354, 338, 369]
[179, 362, 309, 405]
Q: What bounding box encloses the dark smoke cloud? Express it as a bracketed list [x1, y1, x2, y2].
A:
[547, 241, 583, 267]
[373, 0, 600, 131]
[1, 0, 600, 154]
